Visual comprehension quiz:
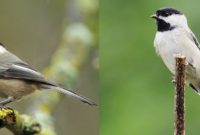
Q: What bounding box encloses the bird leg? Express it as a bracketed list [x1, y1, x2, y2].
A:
[172, 76, 176, 84]
[0, 97, 16, 106]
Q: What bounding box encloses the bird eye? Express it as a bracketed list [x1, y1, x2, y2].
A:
[162, 12, 170, 17]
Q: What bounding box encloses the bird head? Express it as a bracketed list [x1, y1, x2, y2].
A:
[151, 8, 188, 31]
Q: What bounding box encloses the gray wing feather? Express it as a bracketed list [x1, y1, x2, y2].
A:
[2, 63, 39, 78]
[0, 50, 54, 85]
[189, 30, 200, 49]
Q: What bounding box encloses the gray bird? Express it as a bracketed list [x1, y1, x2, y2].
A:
[152, 7, 200, 94]
[0, 43, 96, 106]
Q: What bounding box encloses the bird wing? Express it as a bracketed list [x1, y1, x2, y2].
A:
[182, 29, 200, 75]
[186, 63, 197, 78]
[186, 63, 200, 93]
[0, 50, 56, 86]
[0, 62, 56, 86]
[188, 29, 200, 49]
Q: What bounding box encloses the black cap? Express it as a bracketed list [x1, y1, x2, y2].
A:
[156, 7, 182, 17]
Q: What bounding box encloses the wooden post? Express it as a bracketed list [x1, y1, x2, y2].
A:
[174, 55, 186, 135]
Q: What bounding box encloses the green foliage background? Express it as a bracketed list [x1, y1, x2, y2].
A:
[101, 0, 200, 135]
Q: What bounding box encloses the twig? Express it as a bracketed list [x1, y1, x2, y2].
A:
[0, 108, 41, 135]
[174, 55, 186, 135]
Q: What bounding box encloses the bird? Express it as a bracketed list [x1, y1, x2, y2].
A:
[0, 43, 96, 106]
[152, 7, 200, 94]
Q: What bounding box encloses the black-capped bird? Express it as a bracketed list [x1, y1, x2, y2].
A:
[152, 7, 200, 94]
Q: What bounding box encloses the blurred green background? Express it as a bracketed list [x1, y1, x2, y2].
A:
[101, 0, 200, 135]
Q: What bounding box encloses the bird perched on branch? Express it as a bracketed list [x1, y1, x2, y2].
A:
[0, 43, 96, 106]
[152, 7, 200, 94]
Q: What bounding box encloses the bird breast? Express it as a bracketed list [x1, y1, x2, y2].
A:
[154, 28, 200, 75]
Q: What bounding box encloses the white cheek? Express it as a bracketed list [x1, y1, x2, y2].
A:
[0, 46, 6, 54]
[160, 15, 188, 28]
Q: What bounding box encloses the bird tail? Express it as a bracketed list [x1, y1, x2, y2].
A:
[42, 85, 97, 106]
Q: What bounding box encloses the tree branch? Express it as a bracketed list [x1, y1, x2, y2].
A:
[174, 55, 186, 135]
[0, 108, 41, 135]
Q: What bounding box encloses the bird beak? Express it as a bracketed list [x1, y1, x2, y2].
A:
[151, 14, 158, 19]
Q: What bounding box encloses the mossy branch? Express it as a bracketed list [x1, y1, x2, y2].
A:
[0, 108, 41, 135]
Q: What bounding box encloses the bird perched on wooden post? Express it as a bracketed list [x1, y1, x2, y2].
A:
[152, 7, 200, 94]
